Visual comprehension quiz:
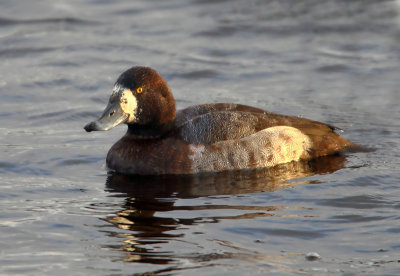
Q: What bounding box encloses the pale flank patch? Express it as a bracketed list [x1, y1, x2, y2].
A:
[192, 126, 312, 173]
[189, 144, 205, 161]
[264, 126, 312, 164]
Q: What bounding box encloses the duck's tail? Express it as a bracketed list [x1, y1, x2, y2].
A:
[305, 130, 374, 159]
[341, 143, 375, 153]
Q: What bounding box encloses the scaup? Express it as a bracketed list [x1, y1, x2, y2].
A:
[84, 66, 357, 175]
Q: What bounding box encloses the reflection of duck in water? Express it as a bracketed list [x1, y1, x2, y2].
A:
[85, 66, 359, 175]
[106, 155, 347, 198]
[103, 156, 346, 265]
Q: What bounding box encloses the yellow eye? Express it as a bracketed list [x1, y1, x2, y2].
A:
[136, 87, 143, 94]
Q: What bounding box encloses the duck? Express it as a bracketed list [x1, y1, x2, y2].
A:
[84, 66, 357, 175]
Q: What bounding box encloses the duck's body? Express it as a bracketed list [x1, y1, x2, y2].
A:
[85, 67, 356, 175]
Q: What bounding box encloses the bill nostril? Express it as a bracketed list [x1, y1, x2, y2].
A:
[109, 111, 115, 116]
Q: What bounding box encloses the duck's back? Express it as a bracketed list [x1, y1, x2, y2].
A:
[175, 103, 355, 158]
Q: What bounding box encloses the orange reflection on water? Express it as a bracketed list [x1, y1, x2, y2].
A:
[103, 155, 347, 269]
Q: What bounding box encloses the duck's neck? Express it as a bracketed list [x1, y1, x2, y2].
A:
[127, 120, 175, 139]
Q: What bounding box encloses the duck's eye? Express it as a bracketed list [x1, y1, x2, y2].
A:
[136, 87, 143, 94]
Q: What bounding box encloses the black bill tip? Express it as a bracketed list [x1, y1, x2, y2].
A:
[84, 121, 100, 132]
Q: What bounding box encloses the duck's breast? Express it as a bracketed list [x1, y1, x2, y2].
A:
[106, 135, 194, 175]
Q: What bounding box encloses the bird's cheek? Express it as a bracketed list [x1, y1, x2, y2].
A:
[120, 91, 138, 123]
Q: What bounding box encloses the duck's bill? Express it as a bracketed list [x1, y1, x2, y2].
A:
[84, 102, 128, 132]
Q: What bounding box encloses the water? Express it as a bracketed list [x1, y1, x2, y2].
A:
[1, 0, 400, 274]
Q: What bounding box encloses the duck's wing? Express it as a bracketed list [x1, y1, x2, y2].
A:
[175, 111, 264, 145]
[175, 103, 266, 126]
[175, 104, 355, 156]
[176, 102, 339, 132]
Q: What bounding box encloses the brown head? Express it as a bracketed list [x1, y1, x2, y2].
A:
[84, 67, 176, 137]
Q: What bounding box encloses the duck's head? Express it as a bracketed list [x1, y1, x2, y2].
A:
[84, 67, 176, 134]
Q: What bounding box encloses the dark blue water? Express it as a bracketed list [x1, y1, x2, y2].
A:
[1, 0, 400, 274]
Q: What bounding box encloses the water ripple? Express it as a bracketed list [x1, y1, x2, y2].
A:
[0, 17, 97, 26]
[317, 195, 390, 209]
[0, 47, 57, 58]
[0, 161, 51, 175]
